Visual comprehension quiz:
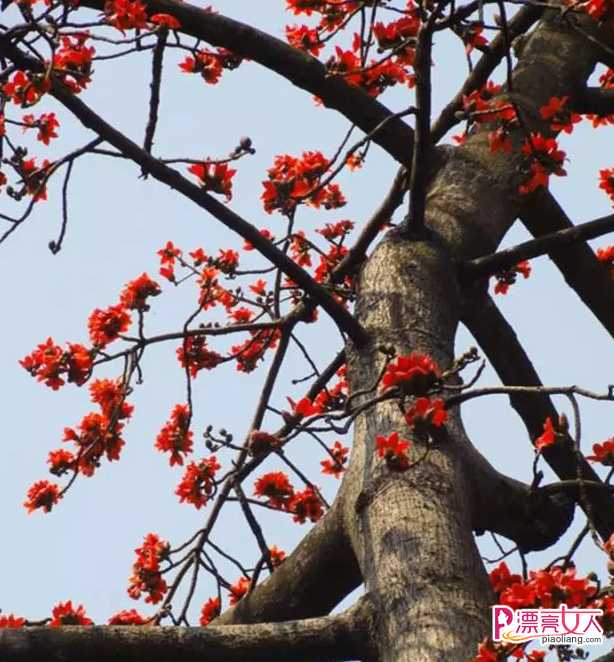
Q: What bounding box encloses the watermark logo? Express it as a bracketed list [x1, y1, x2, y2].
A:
[492, 604, 603, 646]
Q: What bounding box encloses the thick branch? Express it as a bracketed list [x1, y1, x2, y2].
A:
[0, 39, 367, 345]
[0, 598, 374, 662]
[573, 87, 614, 115]
[460, 212, 614, 282]
[520, 190, 614, 340]
[462, 292, 614, 539]
[79, 0, 414, 165]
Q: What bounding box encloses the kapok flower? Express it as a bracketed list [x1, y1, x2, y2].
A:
[155, 404, 193, 466]
[127, 533, 170, 604]
[50, 601, 93, 627]
[119, 273, 161, 311]
[107, 609, 149, 625]
[228, 577, 250, 605]
[188, 162, 236, 201]
[599, 168, 614, 207]
[586, 438, 614, 465]
[23, 480, 62, 513]
[493, 260, 531, 295]
[376, 432, 412, 472]
[88, 304, 132, 347]
[269, 545, 286, 568]
[0, 615, 25, 628]
[175, 456, 221, 509]
[253, 472, 294, 509]
[289, 486, 324, 524]
[320, 441, 349, 478]
[404, 397, 448, 436]
[381, 352, 441, 395]
[199, 597, 221, 625]
[535, 417, 557, 450]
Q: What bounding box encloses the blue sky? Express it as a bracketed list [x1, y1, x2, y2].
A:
[1, 1, 613, 656]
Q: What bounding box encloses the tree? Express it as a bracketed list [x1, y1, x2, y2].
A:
[0, 0, 614, 660]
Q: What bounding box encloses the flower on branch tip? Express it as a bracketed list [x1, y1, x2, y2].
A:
[177, 336, 223, 378]
[229, 577, 250, 605]
[22, 112, 59, 145]
[20, 338, 93, 390]
[47, 449, 75, 476]
[289, 485, 324, 524]
[49, 601, 93, 627]
[586, 438, 614, 465]
[376, 432, 412, 472]
[320, 441, 349, 478]
[127, 533, 170, 604]
[2, 70, 51, 107]
[539, 96, 581, 134]
[493, 260, 531, 295]
[155, 404, 193, 466]
[519, 133, 567, 195]
[535, 416, 558, 451]
[404, 397, 448, 438]
[199, 597, 221, 626]
[188, 162, 236, 201]
[175, 456, 221, 509]
[88, 304, 132, 348]
[0, 615, 26, 628]
[23, 480, 62, 513]
[254, 471, 294, 510]
[286, 396, 323, 418]
[107, 609, 149, 625]
[120, 273, 161, 311]
[380, 352, 441, 396]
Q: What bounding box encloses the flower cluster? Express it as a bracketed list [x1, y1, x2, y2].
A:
[104, 0, 148, 32]
[381, 352, 441, 396]
[199, 597, 221, 625]
[20, 337, 92, 390]
[107, 609, 149, 625]
[2, 70, 51, 107]
[493, 260, 531, 295]
[155, 404, 194, 466]
[53, 34, 96, 94]
[519, 134, 567, 195]
[119, 273, 161, 311]
[320, 441, 349, 478]
[127, 533, 170, 604]
[23, 480, 62, 514]
[179, 48, 243, 85]
[188, 162, 237, 201]
[177, 336, 223, 378]
[262, 151, 346, 215]
[88, 304, 132, 348]
[253, 472, 324, 523]
[175, 456, 221, 508]
[49, 601, 93, 627]
[404, 397, 447, 441]
[599, 167, 614, 207]
[586, 437, 614, 465]
[22, 112, 59, 145]
[376, 432, 412, 472]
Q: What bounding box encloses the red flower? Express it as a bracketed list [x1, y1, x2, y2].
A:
[381, 352, 441, 395]
[376, 432, 412, 472]
[20, 338, 93, 390]
[104, 0, 148, 32]
[107, 609, 148, 625]
[254, 472, 294, 509]
[535, 416, 557, 450]
[155, 404, 193, 466]
[285, 24, 322, 56]
[489, 561, 522, 596]
[0, 615, 25, 628]
[53, 34, 95, 94]
[175, 456, 221, 509]
[229, 577, 250, 605]
[47, 449, 75, 476]
[289, 485, 324, 524]
[404, 397, 448, 433]
[597, 244, 614, 265]
[23, 480, 62, 513]
[519, 133, 566, 195]
[188, 162, 236, 200]
[179, 50, 224, 84]
[22, 112, 59, 145]
[177, 336, 223, 378]
[249, 279, 267, 297]
[586, 438, 614, 465]
[120, 273, 161, 311]
[493, 260, 531, 295]
[320, 441, 349, 478]
[539, 96, 581, 134]
[317, 219, 354, 241]
[469, 638, 499, 662]
[49, 601, 93, 627]
[269, 545, 286, 568]
[2, 70, 50, 106]
[199, 597, 221, 625]
[599, 168, 614, 207]
[89, 378, 133, 420]
[287, 396, 323, 418]
[88, 304, 132, 347]
[127, 533, 170, 604]
[216, 248, 239, 273]
[150, 13, 181, 29]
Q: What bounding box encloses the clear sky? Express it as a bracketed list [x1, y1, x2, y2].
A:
[1, 1, 613, 657]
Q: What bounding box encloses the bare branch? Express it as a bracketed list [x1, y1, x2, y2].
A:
[573, 87, 614, 115]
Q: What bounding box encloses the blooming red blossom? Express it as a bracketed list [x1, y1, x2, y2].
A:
[404, 397, 448, 434]
[0, 615, 25, 628]
[254, 471, 294, 509]
[22, 112, 59, 145]
[381, 352, 441, 395]
[49, 601, 93, 627]
[249, 279, 268, 297]
[316, 219, 354, 241]
[289, 486, 324, 524]
[175, 456, 221, 509]
[188, 162, 236, 200]
[19, 157, 52, 201]
[231, 329, 281, 373]
[539, 96, 581, 134]
[287, 396, 323, 418]
[376, 432, 412, 472]
[89, 378, 134, 420]
[535, 416, 557, 450]
[586, 437, 614, 465]
[23, 480, 62, 513]
[493, 260, 532, 295]
[462, 23, 489, 54]
[47, 449, 75, 476]
[20, 338, 93, 390]
[127, 533, 170, 604]
[177, 336, 223, 378]
[519, 133, 567, 195]
[53, 34, 95, 94]
[599, 168, 614, 207]
[88, 304, 132, 347]
[285, 24, 322, 56]
[597, 244, 614, 265]
[104, 0, 148, 32]
[199, 597, 221, 625]
[2, 70, 51, 106]
[119, 273, 161, 311]
[155, 404, 193, 466]
[229, 577, 250, 605]
[216, 248, 240, 273]
[179, 51, 224, 84]
[107, 609, 149, 625]
[489, 562, 523, 595]
[320, 441, 349, 478]
[150, 13, 181, 29]
[269, 545, 286, 567]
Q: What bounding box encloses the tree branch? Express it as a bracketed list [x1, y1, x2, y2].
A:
[462, 292, 614, 539]
[460, 212, 614, 282]
[573, 87, 614, 115]
[0, 597, 375, 662]
[520, 190, 614, 340]
[0, 38, 368, 346]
